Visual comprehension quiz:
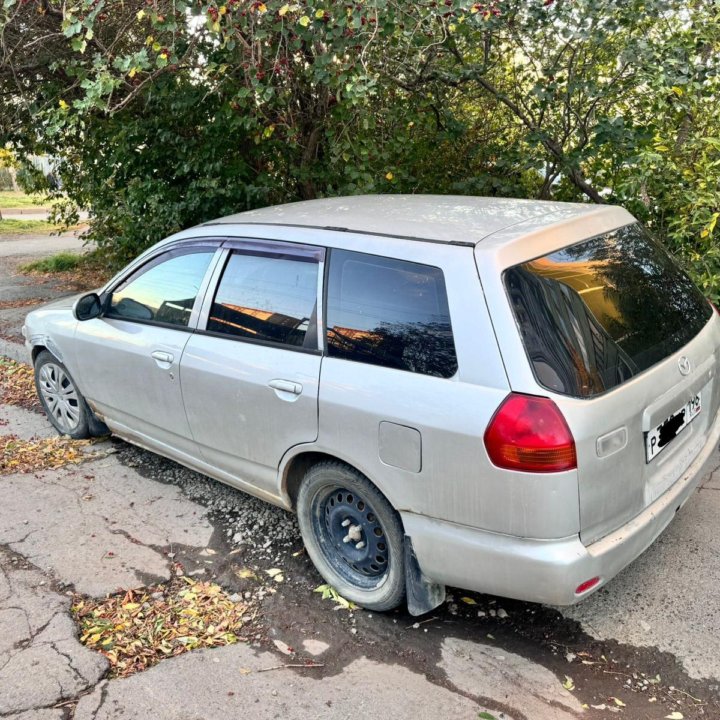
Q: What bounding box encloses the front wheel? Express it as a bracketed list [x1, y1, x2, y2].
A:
[297, 461, 406, 612]
[34, 350, 92, 439]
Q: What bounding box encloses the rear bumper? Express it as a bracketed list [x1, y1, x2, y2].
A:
[403, 408, 720, 606]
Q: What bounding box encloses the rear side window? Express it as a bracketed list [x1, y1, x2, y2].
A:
[505, 223, 712, 398]
[326, 250, 457, 378]
[207, 250, 319, 348]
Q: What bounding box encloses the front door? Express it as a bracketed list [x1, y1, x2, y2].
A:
[180, 240, 324, 497]
[72, 245, 218, 454]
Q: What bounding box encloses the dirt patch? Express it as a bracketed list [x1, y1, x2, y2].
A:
[0, 297, 45, 310]
[21, 254, 112, 293]
[72, 572, 257, 678]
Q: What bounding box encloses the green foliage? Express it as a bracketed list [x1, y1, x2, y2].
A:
[20, 252, 83, 273]
[2, 0, 719, 291]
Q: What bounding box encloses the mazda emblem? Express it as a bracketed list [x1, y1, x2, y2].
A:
[678, 356, 692, 376]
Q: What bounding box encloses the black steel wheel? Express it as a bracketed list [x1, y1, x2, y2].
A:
[297, 461, 405, 611]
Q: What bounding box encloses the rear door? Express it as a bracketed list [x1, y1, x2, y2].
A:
[179, 240, 323, 498]
[489, 221, 720, 544]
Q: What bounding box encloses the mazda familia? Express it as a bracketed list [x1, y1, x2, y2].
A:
[23, 195, 720, 614]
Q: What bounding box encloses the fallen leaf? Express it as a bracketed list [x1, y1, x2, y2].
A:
[460, 596, 477, 605]
[611, 697, 626, 707]
[562, 675, 575, 691]
[665, 713, 684, 720]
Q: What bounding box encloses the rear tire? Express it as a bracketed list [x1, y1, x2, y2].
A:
[34, 350, 94, 439]
[297, 461, 406, 612]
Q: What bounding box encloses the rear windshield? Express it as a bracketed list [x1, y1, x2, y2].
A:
[504, 222, 712, 398]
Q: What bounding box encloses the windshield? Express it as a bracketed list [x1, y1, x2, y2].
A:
[504, 222, 713, 398]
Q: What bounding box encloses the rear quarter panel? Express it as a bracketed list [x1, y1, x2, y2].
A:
[314, 235, 580, 539]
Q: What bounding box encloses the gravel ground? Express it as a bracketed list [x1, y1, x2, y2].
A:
[116, 442, 301, 559]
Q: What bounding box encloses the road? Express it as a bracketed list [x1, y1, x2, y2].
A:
[0, 232, 719, 720]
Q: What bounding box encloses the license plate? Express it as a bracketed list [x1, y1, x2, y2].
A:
[645, 393, 701, 463]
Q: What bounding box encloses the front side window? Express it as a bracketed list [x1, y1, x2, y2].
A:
[326, 250, 457, 378]
[107, 249, 215, 327]
[206, 250, 319, 348]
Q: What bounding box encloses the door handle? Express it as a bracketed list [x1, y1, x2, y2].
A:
[151, 351, 174, 364]
[268, 379, 302, 395]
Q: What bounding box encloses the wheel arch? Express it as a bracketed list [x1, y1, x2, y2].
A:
[31, 344, 48, 363]
[281, 448, 398, 517]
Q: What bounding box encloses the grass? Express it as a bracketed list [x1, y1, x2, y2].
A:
[0, 191, 48, 210]
[0, 218, 61, 235]
[20, 249, 113, 290]
[21, 251, 84, 273]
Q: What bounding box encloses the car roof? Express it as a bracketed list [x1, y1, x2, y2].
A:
[202, 194, 608, 246]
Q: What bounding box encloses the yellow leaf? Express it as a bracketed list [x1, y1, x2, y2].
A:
[298, 15, 310, 26]
[562, 675, 575, 691]
[235, 568, 257, 579]
[460, 596, 476, 605]
[671, 86, 683, 96]
[665, 714, 684, 720]
[385, 171, 394, 181]
[219, 5, 227, 14]
[611, 697, 626, 707]
[315, 8, 325, 18]
[122, 602, 140, 611]
[59, 99, 69, 110]
[256, 3, 267, 13]
[136, 9, 145, 20]
[128, 68, 137, 79]
[279, 3, 290, 15]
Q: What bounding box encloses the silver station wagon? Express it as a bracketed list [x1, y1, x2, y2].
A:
[24, 196, 720, 614]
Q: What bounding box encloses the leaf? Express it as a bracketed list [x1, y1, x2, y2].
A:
[665, 714, 684, 720]
[278, 3, 290, 16]
[562, 675, 575, 691]
[136, 9, 145, 20]
[611, 697, 626, 707]
[315, 8, 325, 18]
[460, 596, 477, 605]
[478, 713, 498, 720]
[298, 15, 310, 27]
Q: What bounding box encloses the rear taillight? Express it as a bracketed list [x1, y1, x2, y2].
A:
[484, 393, 577, 473]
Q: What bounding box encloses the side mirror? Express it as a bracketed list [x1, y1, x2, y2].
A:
[73, 292, 103, 321]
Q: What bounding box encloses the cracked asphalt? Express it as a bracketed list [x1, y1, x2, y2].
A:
[2, 234, 720, 720]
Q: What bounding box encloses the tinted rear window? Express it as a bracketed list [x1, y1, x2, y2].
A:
[505, 223, 712, 398]
[326, 250, 457, 378]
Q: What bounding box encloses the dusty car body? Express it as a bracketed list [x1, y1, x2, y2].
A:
[24, 195, 720, 613]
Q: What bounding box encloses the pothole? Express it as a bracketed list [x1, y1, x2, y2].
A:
[0, 433, 99, 474]
[71, 573, 259, 678]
